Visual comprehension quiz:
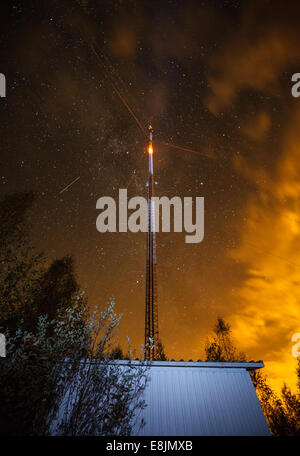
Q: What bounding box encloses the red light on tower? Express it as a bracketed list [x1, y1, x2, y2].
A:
[148, 124, 153, 154]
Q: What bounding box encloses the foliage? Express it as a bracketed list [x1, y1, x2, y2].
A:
[0, 298, 148, 436]
[280, 378, 300, 435]
[205, 316, 300, 435]
[250, 369, 300, 435]
[0, 192, 148, 436]
[0, 192, 45, 330]
[205, 317, 245, 362]
[0, 294, 86, 435]
[0, 193, 84, 333]
[250, 370, 293, 435]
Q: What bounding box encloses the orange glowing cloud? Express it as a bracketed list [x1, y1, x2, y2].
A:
[227, 108, 300, 393]
[201, 2, 300, 393]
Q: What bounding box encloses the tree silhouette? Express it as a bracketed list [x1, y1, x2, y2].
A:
[0, 192, 44, 330]
[205, 317, 245, 362]
[205, 316, 300, 435]
[0, 299, 148, 436]
[0, 192, 86, 333]
[33, 256, 79, 323]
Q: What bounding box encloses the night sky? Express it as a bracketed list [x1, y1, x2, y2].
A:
[1, 0, 300, 392]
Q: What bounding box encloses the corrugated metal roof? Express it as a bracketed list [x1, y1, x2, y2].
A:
[112, 360, 264, 370]
[130, 361, 270, 436]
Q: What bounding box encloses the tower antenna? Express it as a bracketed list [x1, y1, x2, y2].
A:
[144, 125, 159, 360]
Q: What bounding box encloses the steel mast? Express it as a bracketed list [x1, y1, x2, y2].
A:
[144, 125, 159, 360]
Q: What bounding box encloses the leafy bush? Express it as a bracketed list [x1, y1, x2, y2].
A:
[0, 297, 148, 436]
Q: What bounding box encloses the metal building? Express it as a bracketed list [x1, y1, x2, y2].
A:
[130, 360, 270, 436]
